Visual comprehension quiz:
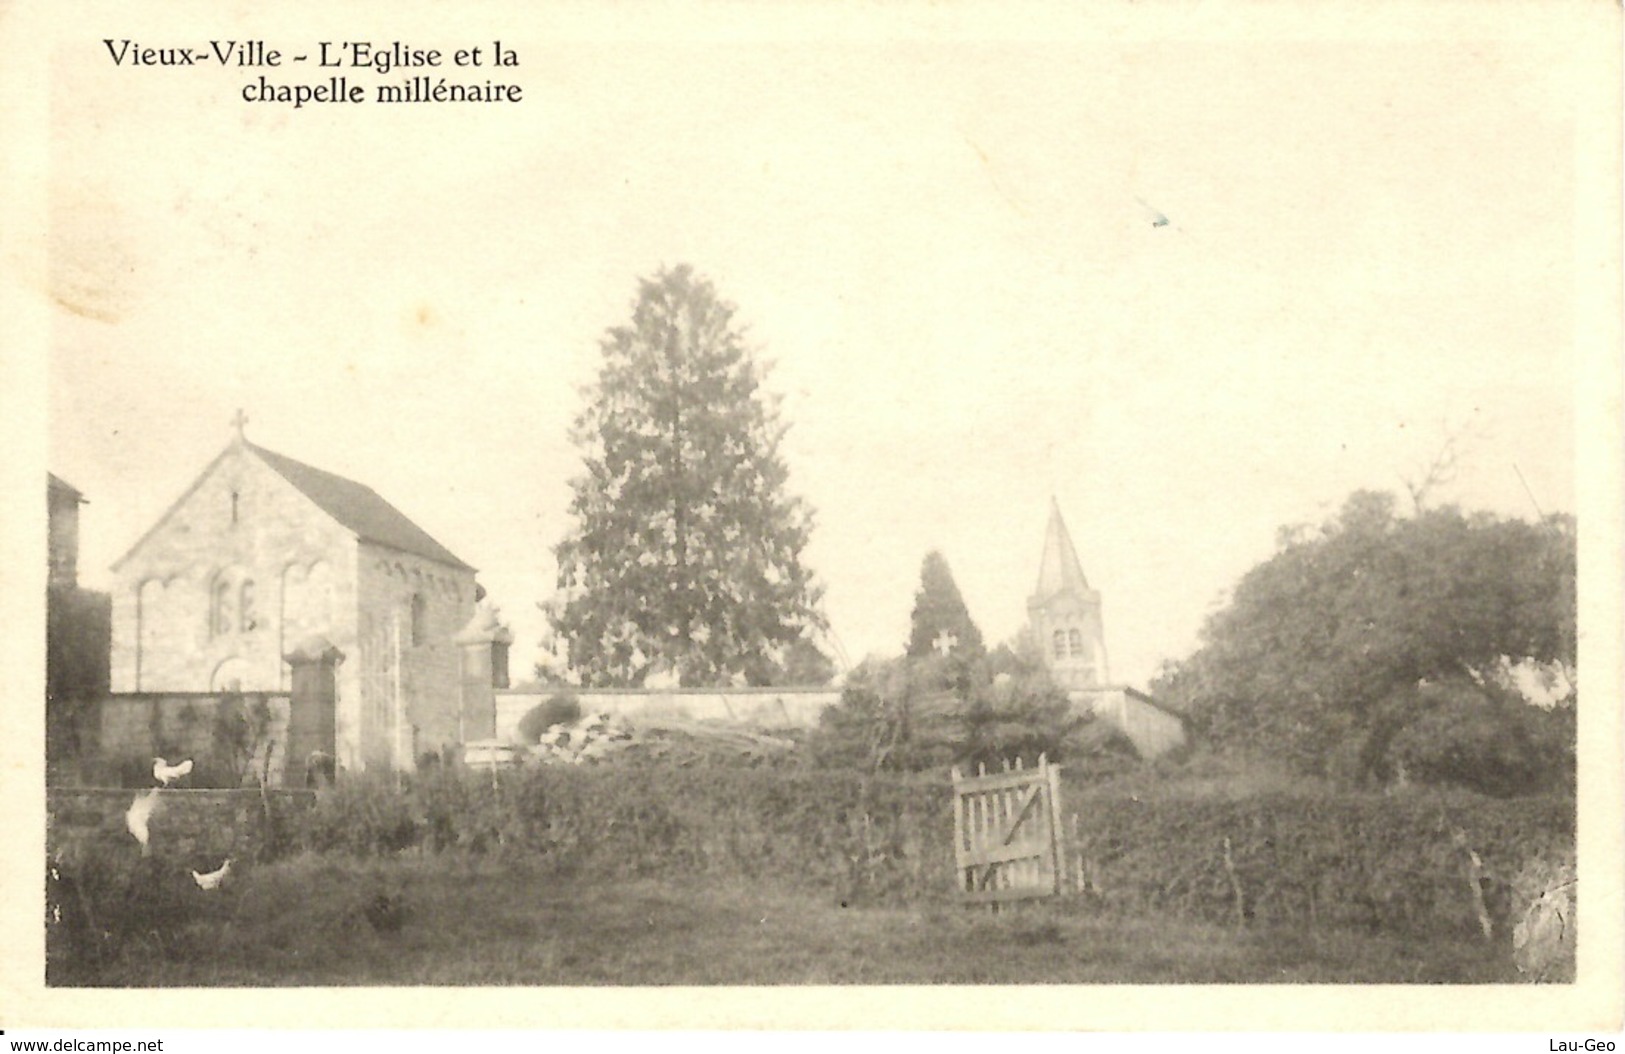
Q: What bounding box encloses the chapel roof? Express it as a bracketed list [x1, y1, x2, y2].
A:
[247, 442, 473, 571]
[112, 437, 474, 573]
[48, 473, 85, 503]
[1032, 498, 1091, 602]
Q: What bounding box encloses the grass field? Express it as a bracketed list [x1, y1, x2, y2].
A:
[51, 853, 1523, 986]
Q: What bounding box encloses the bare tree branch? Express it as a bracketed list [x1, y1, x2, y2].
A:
[1401, 417, 1482, 515]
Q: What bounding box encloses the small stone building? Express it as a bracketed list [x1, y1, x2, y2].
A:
[108, 418, 479, 772]
[49, 473, 86, 590]
[1029, 500, 1186, 759]
[47, 474, 111, 758]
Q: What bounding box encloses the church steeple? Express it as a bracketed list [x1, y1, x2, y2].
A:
[1026, 500, 1109, 688]
[1034, 496, 1091, 600]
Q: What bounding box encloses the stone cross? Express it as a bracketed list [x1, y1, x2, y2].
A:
[933, 630, 958, 657]
[231, 408, 249, 442]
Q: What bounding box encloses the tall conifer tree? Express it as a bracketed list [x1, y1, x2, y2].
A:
[905, 550, 986, 660]
[548, 265, 828, 686]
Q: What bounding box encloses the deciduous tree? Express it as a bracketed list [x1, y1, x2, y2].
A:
[1151, 490, 1575, 790]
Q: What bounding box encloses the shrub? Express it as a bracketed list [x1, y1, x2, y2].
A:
[809, 650, 1107, 774]
[957, 666, 1088, 773]
[516, 694, 583, 744]
[300, 774, 420, 855]
[208, 694, 277, 788]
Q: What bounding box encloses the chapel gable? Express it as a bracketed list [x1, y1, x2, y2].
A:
[109, 432, 357, 694]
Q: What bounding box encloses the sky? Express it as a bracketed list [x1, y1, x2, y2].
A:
[34, 4, 1601, 690]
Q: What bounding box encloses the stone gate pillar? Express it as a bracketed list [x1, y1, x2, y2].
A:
[454, 605, 512, 743]
[284, 635, 343, 785]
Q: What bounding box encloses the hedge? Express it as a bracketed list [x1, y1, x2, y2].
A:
[1069, 792, 1573, 936]
[283, 765, 1572, 936]
[46, 767, 1572, 981]
[297, 765, 949, 904]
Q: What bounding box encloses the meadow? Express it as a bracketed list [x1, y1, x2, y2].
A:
[50, 853, 1525, 987]
[45, 760, 1573, 987]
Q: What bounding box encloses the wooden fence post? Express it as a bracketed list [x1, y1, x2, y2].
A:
[1044, 755, 1064, 895]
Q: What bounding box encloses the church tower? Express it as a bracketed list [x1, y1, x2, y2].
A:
[1026, 499, 1108, 689]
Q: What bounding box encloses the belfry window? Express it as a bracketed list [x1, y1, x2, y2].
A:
[1052, 629, 1068, 659]
[1067, 628, 1083, 655]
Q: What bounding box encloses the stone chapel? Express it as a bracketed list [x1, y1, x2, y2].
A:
[109, 416, 479, 772]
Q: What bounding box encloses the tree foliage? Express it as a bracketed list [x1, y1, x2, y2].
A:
[46, 585, 110, 765]
[1151, 490, 1575, 791]
[777, 634, 838, 687]
[809, 638, 1122, 775]
[548, 265, 828, 687]
[1388, 677, 1575, 797]
[207, 692, 278, 789]
[905, 550, 986, 662]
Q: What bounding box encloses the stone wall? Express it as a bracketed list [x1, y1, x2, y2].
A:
[74, 692, 292, 787]
[110, 444, 358, 694]
[47, 787, 314, 864]
[494, 686, 841, 741]
[1069, 686, 1186, 759]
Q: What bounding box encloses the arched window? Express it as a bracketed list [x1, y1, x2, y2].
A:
[212, 578, 233, 638]
[1067, 628, 1083, 654]
[1052, 629, 1068, 659]
[239, 580, 257, 632]
[411, 593, 427, 647]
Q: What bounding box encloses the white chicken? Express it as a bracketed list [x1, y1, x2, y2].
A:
[191, 858, 232, 890]
[153, 757, 193, 785]
[125, 788, 161, 855]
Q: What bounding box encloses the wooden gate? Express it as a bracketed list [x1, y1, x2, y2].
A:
[951, 755, 1065, 903]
